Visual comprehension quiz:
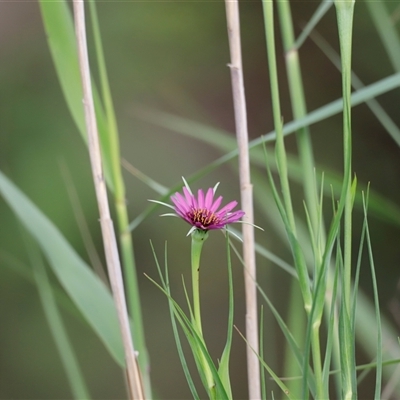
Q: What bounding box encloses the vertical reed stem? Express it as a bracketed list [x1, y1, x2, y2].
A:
[72, 1, 144, 398]
[224, 2, 260, 399]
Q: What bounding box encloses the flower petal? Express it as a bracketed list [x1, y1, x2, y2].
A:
[197, 189, 205, 209]
[204, 188, 214, 209]
[223, 210, 245, 224]
[216, 200, 238, 216]
[171, 192, 190, 215]
[151, 179, 244, 233]
[210, 195, 223, 212]
[183, 186, 194, 208]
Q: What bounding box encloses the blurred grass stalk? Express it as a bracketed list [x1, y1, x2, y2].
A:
[72, 1, 143, 399]
[261, 1, 325, 397]
[334, 1, 357, 399]
[86, 3, 151, 395]
[39, 0, 151, 396]
[262, 0, 360, 398]
[224, 1, 260, 398]
[24, 232, 91, 399]
[276, 2, 321, 396]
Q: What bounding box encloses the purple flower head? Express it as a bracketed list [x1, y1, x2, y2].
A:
[170, 179, 245, 234]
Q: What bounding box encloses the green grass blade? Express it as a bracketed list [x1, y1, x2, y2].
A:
[0, 170, 124, 366]
[356, 289, 400, 396]
[283, 282, 307, 400]
[149, 241, 200, 400]
[217, 232, 234, 399]
[294, 0, 334, 50]
[38, 0, 85, 136]
[322, 255, 340, 398]
[338, 296, 356, 400]
[262, 0, 296, 234]
[277, 0, 320, 238]
[263, 145, 312, 312]
[39, 0, 113, 188]
[256, 279, 316, 397]
[145, 272, 230, 399]
[135, 102, 400, 229]
[235, 327, 294, 400]
[0, 250, 89, 325]
[137, 71, 400, 152]
[366, 1, 400, 72]
[259, 308, 267, 400]
[310, 29, 400, 147]
[226, 232, 315, 396]
[362, 191, 382, 399]
[86, 4, 150, 392]
[23, 232, 91, 399]
[335, 1, 356, 397]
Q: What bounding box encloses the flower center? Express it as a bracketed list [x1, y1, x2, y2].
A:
[188, 208, 220, 228]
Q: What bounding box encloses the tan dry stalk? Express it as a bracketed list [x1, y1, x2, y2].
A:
[224, 1, 260, 399]
[72, 2, 144, 399]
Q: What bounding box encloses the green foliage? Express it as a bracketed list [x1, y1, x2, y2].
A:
[147, 240, 232, 400]
[2, 0, 400, 398]
[0, 170, 125, 366]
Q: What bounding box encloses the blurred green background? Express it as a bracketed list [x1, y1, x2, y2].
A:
[1, 1, 400, 399]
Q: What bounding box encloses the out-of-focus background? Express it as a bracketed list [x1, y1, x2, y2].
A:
[1, 1, 400, 399]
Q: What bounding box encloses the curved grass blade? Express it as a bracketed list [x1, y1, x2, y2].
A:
[0, 170, 124, 366]
[235, 327, 294, 400]
[217, 231, 234, 399]
[310, 29, 400, 147]
[366, 1, 400, 72]
[23, 232, 91, 399]
[294, 0, 334, 50]
[135, 99, 400, 229]
[145, 272, 230, 399]
[227, 236, 316, 396]
[135, 71, 400, 152]
[362, 190, 382, 399]
[259, 307, 267, 400]
[149, 241, 200, 400]
[39, 0, 113, 188]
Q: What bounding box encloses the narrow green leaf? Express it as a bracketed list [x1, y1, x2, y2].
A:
[39, 0, 85, 136]
[259, 308, 267, 400]
[294, 0, 334, 50]
[256, 280, 316, 397]
[149, 241, 200, 400]
[366, 1, 400, 72]
[135, 91, 400, 229]
[310, 29, 400, 147]
[236, 327, 294, 400]
[0, 171, 124, 366]
[146, 272, 230, 399]
[38, 0, 114, 189]
[218, 232, 234, 399]
[362, 191, 382, 399]
[24, 232, 91, 399]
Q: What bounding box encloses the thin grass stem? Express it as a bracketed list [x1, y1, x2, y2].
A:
[191, 230, 214, 395]
[87, 4, 151, 394]
[224, 1, 260, 398]
[72, 1, 143, 398]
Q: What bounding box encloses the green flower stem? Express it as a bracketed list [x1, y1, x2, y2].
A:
[191, 231, 205, 335]
[191, 230, 214, 396]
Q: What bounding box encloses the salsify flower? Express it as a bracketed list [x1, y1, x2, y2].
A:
[150, 178, 245, 236]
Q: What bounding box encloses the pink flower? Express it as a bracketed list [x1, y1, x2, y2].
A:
[171, 184, 244, 232]
[150, 178, 245, 235]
